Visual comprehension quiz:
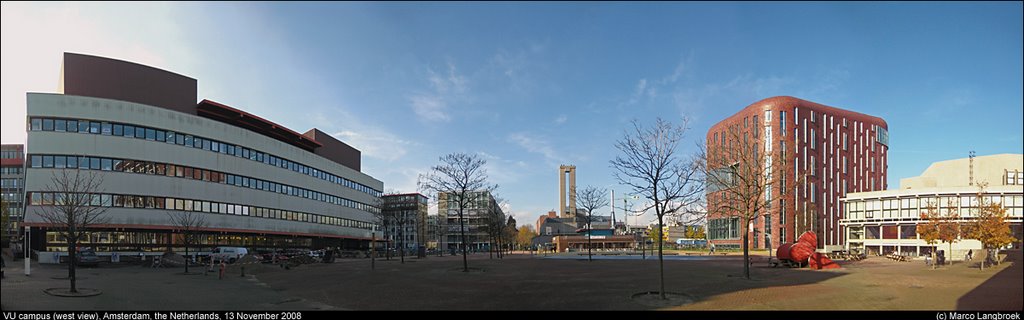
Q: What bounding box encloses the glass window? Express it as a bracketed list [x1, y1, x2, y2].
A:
[31, 118, 42, 131]
[90, 122, 100, 134]
[102, 122, 112, 135]
[176, 133, 185, 145]
[184, 135, 193, 147]
[42, 119, 54, 131]
[90, 157, 100, 170]
[54, 119, 67, 132]
[31, 155, 41, 168]
[134, 126, 145, 139]
[79, 120, 89, 133]
[42, 155, 54, 168]
[165, 131, 176, 143]
[124, 125, 135, 138]
[145, 128, 156, 140]
[193, 137, 202, 149]
[101, 158, 112, 171]
[113, 124, 124, 136]
[54, 156, 66, 168]
[202, 139, 211, 150]
[78, 156, 89, 169]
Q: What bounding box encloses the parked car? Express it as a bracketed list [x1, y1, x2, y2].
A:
[210, 247, 248, 264]
[255, 250, 289, 264]
[76, 247, 99, 267]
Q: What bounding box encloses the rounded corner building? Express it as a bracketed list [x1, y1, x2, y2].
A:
[22, 53, 383, 258]
[706, 96, 889, 252]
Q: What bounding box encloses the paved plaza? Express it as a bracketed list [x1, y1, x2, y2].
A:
[2, 251, 1020, 310]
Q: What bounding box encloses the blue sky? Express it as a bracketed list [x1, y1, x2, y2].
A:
[2, 2, 1022, 228]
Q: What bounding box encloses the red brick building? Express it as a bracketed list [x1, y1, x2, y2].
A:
[706, 96, 888, 251]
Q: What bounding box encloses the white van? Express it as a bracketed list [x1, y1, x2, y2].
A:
[210, 247, 248, 263]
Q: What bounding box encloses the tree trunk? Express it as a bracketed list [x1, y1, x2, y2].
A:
[69, 238, 78, 293]
[949, 242, 954, 265]
[743, 221, 750, 280]
[980, 248, 985, 270]
[658, 215, 665, 300]
[459, 208, 468, 272]
[931, 249, 937, 270]
[184, 234, 190, 274]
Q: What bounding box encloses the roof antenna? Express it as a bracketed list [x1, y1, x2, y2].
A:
[969, 150, 976, 186]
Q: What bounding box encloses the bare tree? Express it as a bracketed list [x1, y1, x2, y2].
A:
[418, 153, 497, 272]
[483, 203, 507, 260]
[576, 186, 609, 261]
[35, 170, 108, 293]
[504, 216, 518, 253]
[373, 195, 396, 261]
[166, 210, 207, 274]
[698, 120, 796, 279]
[611, 118, 703, 300]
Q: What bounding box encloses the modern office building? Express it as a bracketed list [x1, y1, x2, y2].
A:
[381, 193, 428, 253]
[1, 144, 26, 243]
[438, 190, 502, 252]
[22, 53, 383, 257]
[840, 154, 1023, 258]
[706, 96, 889, 251]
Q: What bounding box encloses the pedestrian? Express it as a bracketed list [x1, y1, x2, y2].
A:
[966, 249, 973, 261]
[709, 243, 716, 255]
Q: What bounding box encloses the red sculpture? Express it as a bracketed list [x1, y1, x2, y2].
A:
[775, 231, 841, 269]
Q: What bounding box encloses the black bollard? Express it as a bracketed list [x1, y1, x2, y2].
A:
[241, 266, 245, 277]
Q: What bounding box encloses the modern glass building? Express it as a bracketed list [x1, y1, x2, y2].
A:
[840, 154, 1023, 258]
[22, 53, 383, 257]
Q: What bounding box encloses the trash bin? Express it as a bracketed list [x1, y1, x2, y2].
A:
[937, 250, 946, 266]
[417, 246, 426, 258]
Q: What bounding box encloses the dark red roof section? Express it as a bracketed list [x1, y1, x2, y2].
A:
[197, 99, 322, 152]
[0, 159, 24, 166]
[302, 129, 361, 171]
[61, 53, 197, 115]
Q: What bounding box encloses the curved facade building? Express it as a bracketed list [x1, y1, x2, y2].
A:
[706, 96, 889, 251]
[840, 154, 1023, 258]
[23, 53, 383, 255]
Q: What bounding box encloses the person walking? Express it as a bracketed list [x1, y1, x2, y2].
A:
[709, 242, 716, 255]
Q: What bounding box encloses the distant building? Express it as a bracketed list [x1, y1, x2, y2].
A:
[558, 165, 577, 219]
[382, 193, 428, 253]
[2, 144, 25, 243]
[533, 210, 581, 249]
[439, 190, 502, 252]
[840, 154, 1023, 258]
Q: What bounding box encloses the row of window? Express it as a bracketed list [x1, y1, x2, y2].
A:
[28, 154, 378, 214]
[1, 167, 23, 174]
[708, 218, 739, 240]
[28, 191, 374, 231]
[29, 117, 381, 198]
[1, 150, 23, 159]
[0, 178, 19, 188]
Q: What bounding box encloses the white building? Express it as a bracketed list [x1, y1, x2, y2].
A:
[840, 154, 1023, 259]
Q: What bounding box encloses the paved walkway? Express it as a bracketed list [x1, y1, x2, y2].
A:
[1, 260, 336, 310]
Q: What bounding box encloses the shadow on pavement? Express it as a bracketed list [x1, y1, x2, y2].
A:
[956, 250, 1023, 310]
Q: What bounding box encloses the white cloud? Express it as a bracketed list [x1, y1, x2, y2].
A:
[554, 114, 568, 125]
[332, 130, 415, 162]
[409, 62, 470, 123]
[507, 132, 566, 165]
[410, 95, 451, 122]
